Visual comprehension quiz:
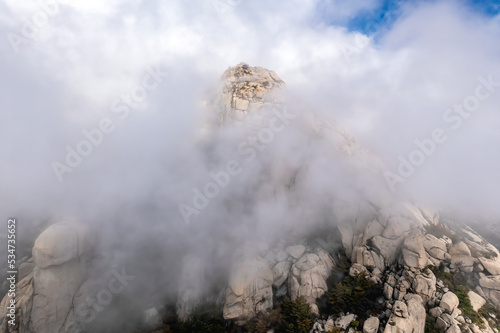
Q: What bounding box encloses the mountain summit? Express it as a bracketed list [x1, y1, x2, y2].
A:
[1, 65, 500, 333]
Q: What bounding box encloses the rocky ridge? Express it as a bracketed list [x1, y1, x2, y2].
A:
[1, 64, 500, 333]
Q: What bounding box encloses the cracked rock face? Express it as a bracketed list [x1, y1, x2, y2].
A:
[222, 256, 273, 324]
[214, 62, 285, 127]
[0, 221, 94, 333]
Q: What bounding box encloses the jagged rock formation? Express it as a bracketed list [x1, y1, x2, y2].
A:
[215, 62, 285, 125]
[0, 222, 93, 333]
[223, 256, 273, 324]
[3, 63, 500, 333]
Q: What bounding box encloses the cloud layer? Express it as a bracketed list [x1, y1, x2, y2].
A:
[1, 1, 500, 325]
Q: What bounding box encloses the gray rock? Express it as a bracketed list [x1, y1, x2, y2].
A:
[423, 234, 447, 260]
[384, 294, 425, 333]
[412, 269, 436, 302]
[440, 292, 459, 314]
[449, 241, 471, 256]
[429, 307, 444, 318]
[384, 283, 394, 300]
[468, 290, 486, 312]
[272, 261, 292, 288]
[285, 245, 306, 259]
[393, 301, 409, 318]
[349, 263, 368, 276]
[335, 313, 355, 330]
[324, 316, 334, 332]
[288, 249, 334, 314]
[446, 323, 461, 333]
[32, 222, 93, 269]
[402, 229, 427, 269]
[479, 257, 500, 275]
[363, 317, 379, 333]
[223, 257, 273, 323]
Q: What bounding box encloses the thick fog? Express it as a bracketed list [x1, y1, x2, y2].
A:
[1, 0, 500, 320]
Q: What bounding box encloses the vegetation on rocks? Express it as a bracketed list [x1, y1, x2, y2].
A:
[280, 296, 313, 333]
[327, 272, 383, 320]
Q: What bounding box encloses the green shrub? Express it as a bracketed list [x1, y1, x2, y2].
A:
[328, 272, 377, 317]
[425, 315, 444, 333]
[280, 296, 312, 333]
[173, 316, 225, 333]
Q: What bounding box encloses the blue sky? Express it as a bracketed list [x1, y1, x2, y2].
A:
[346, 0, 500, 35]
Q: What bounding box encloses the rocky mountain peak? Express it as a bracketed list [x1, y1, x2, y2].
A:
[2, 64, 500, 333]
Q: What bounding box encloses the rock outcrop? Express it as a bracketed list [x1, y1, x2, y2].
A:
[4, 63, 500, 333]
[0, 221, 94, 333]
[223, 256, 273, 324]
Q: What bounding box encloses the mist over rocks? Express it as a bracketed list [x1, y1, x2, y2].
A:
[2, 63, 500, 333]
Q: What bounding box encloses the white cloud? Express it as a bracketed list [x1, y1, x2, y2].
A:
[1, 0, 500, 261]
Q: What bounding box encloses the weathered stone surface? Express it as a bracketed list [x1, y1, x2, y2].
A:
[393, 301, 409, 318]
[479, 257, 500, 275]
[449, 241, 471, 256]
[446, 323, 461, 333]
[423, 234, 447, 260]
[335, 313, 355, 330]
[272, 261, 292, 288]
[223, 257, 273, 322]
[479, 275, 500, 290]
[0, 221, 94, 333]
[402, 229, 427, 269]
[0, 272, 34, 333]
[32, 222, 93, 269]
[412, 268, 436, 302]
[468, 291, 486, 312]
[349, 263, 368, 276]
[362, 219, 386, 244]
[285, 245, 306, 259]
[363, 316, 380, 333]
[324, 316, 335, 332]
[215, 63, 285, 126]
[383, 217, 412, 240]
[371, 236, 404, 266]
[384, 294, 425, 333]
[429, 307, 444, 318]
[289, 249, 334, 314]
[384, 283, 394, 300]
[440, 292, 459, 314]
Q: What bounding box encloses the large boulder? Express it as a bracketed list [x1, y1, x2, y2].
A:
[223, 256, 273, 323]
[363, 316, 380, 333]
[289, 249, 335, 315]
[384, 294, 425, 333]
[412, 268, 436, 303]
[468, 291, 486, 312]
[440, 292, 459, 314]
[402, 229, 427, 269]
[479, 257, 500, 275]
[32, 222, 93, 269]
[423, 234, 447, 260]
[0, 221, 93, 333]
